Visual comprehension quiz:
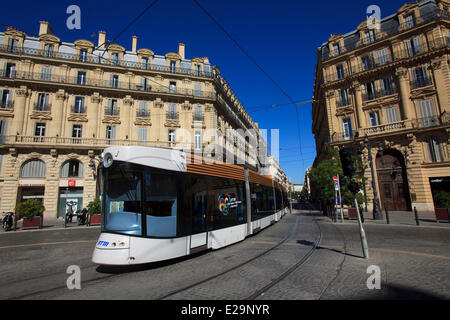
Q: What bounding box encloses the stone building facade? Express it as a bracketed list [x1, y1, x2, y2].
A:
[0, 21, 267, 221]
[312, 0, 450, 213]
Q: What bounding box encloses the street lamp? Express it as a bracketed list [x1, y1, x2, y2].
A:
[364, 134, 383, 220]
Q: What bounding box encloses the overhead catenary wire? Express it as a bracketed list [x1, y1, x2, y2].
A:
[192, 0, 307, 172]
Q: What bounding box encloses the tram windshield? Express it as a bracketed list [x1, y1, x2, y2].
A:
[102, 162, 179, 237]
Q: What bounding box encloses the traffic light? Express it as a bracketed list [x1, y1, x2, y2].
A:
[348, 180, 361, 195]
[339, 147, 355, 177]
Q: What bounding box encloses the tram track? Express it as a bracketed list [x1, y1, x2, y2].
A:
[156, 208, 324, 300]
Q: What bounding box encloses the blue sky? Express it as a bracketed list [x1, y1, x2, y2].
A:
[2, 0, 409, 184]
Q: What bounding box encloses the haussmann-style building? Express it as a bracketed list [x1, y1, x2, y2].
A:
[312, 0, 450, 213]
[0, 21, 274, 222]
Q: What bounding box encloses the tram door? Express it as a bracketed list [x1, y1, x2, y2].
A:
[190, 191, 208, 252]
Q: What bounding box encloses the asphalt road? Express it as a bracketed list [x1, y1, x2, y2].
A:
[0, 210, 449, 300]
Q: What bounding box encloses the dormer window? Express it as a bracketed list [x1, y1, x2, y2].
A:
[79, 49, 88, 62]
[170, 61, 176, 73]
[365, 30, 376, 44]
[334, 42, 341, 56]
[142, 57, 149, 70]
[111, 53, 120, 66]
[404, 14, 414, 29]
[7, 38, 19, 53]
[44, 44, 54, 57]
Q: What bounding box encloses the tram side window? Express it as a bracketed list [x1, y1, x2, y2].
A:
[189, 174, 209, 234]
[275, 189, 282, 211]
[210, 178, 246, 230]
[104, 169, 142, 236]
[143, 171, 178, 237]
[250, 184, 275, 221]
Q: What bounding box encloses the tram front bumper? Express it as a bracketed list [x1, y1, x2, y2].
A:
[92, 233, 131, 265]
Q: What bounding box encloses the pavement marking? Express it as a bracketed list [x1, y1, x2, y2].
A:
[370, 248, 450, 261]
[0, 240, 96, 250]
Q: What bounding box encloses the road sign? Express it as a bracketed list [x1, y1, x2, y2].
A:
[335, 182, 339, 191]
[333, 176, 338, 183]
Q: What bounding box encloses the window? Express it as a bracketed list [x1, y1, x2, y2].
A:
[72, 125, 82, 143]
[170, 61, 176, 73]
[194, 106, 202, 121]
[361, 55, 373, 71]
[106, 126, 116, 143]
[137, 101, 149, 117]
[194, 83, 202, 97]
[0, 90, 12, 108]
[365, 30, 376, 44]
[167, 104, 178, 120]
[168, 130, 176, 146]
[61, 160, 84, 178]
[74, 97, 84, 113]
[406, 37, 422, 57]
[426, 136, 443, 162]
[338, 89, 350, 107]
[106, 99, 118, 115]
[0, 120, 8, 143]
[40, 66, 52, 81]
[111, 53, 120, 66]
[77, 71, 86, 85]
[369, 111, 380, 127]
[3, 63, 16, 78]
[194, 130, 202, 150]
[365, 81, 376, 100]
[140, 77, 150, 91]
[44, 44, 54, 57]
[412, 66, 430, 88]
[418, 99, 436, 127]
[342, 118, 353, 140]
[381, 77, 394, 95]
[138, 127, 147, 143]
[36, 94, 49, 111]
[34, 123, 46, 142]
[385, 106, 399, 124]
[20, 159, 46, 178]
[376, 48, 389, 65]
[336, 64, 345, 79]
[110, 75, 119, 88]
[195, 64, 202, 76]
[333, 42, 341, 55]
[169, 81, 177, 93]
[7, 38, 18, 53]
[141, 57, 149, 70]
[79, 49, 88, 62]
[404, 14, 414, 29]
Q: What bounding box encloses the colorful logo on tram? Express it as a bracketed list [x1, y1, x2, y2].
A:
[218, 193, 230, 215]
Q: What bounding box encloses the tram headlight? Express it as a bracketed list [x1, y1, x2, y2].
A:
[103, 152, 114, 168]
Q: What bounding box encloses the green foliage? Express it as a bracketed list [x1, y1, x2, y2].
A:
[309, 147, 368, 204]
[15, 199, 45, 220]
[434, 191, 450, 208]
[87, 198, 102, 215]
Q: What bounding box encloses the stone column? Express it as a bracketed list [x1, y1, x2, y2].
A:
[12, 86, 28, 135]
[396, 67, 412, 122]
[53, 89, 66, 137]
[352, 81, 365, 130]
[89, 93, 102, 141]
[430, 57, 448, 115]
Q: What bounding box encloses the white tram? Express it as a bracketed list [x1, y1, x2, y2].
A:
[92, 146, 290, 265]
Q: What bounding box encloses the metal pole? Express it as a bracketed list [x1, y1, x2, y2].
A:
[355, 197, 369, 259]
[414, 206, 420, 226]
[338, 174, 344, 223]
[334, 189, 338, 222]
[385, 208, 390, 224]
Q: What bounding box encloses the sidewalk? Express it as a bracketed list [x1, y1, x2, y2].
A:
[330, 209, 450, 228]
[2, 217, 100, 233]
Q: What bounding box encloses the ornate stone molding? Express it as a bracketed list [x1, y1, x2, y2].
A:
[74, 39, 94, 50]
[15, 87, 28, 97]
[102, 117, 121, 125]
[164, 120, 181, 128]
[134, 118, 152, 126]
[395, 68, 409, 81]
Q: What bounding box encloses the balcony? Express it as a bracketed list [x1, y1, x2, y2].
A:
[0, 69, 216, 99]
[0, 44, 214, 78]
[166, 111, 179, 120]
[410, 77, 433, 89]
[33, 103, 51, 112]
[104, 107, 119, 116]
[362, 87, 397, 101]
[320, 9, 449, 62]
[136, 110, 150, 118]
[363, 121, 407, 135]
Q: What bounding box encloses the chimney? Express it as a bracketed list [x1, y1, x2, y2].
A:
[39, 21, 52, 36]
[132, 36, 138, 53]
[98, 31, 107, 49]
[178, 43, 185, 60]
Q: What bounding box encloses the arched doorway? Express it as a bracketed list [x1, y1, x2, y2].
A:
[376, 149, 411, 211]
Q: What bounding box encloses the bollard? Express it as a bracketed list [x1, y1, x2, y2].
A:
[414, 206, 420, 226]
[385, 208, 390, 224]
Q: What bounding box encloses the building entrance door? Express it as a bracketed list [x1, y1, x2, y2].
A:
[376, 149, 411, 211]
